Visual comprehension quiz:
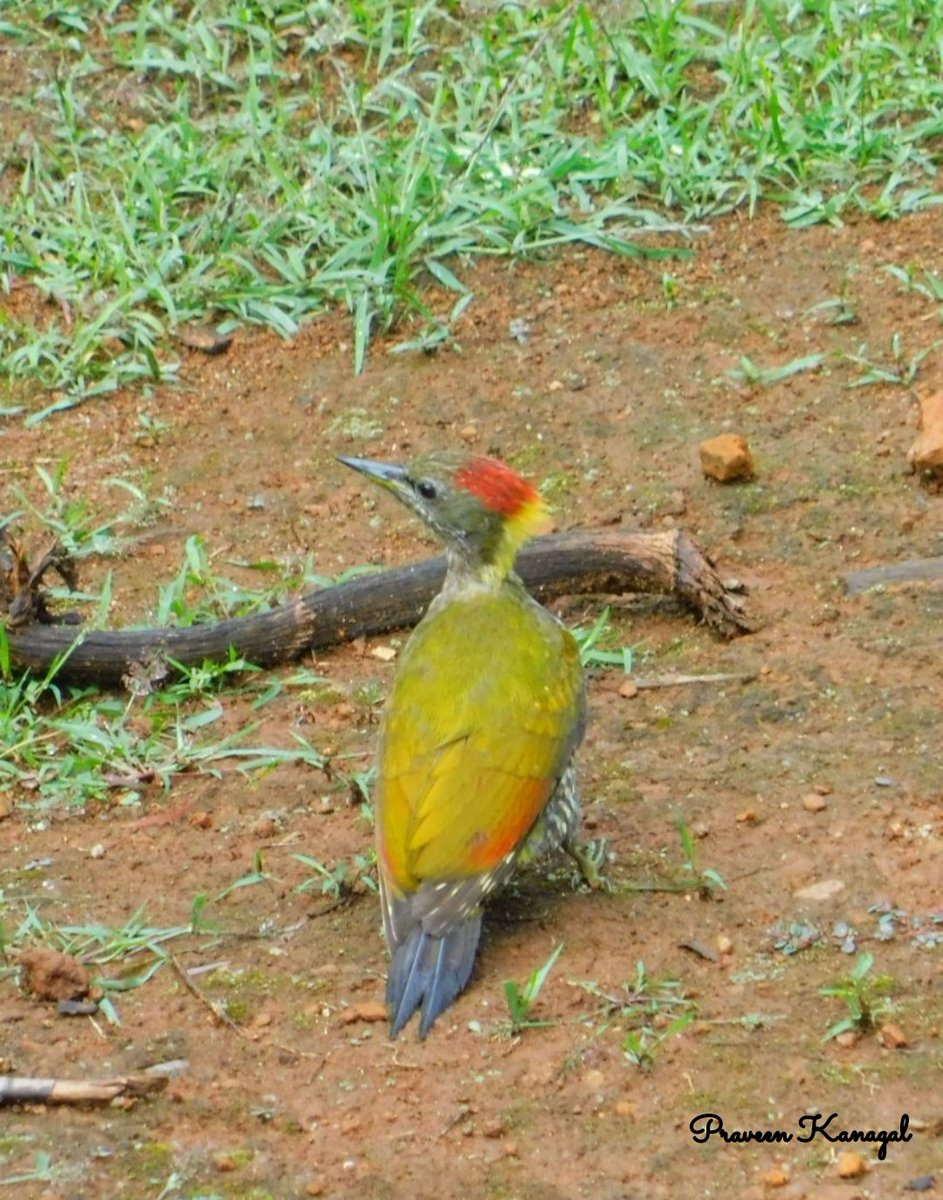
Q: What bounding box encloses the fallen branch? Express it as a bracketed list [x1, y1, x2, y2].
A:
[0, 1073, 168, 1105]
[4, 527, 755, 687]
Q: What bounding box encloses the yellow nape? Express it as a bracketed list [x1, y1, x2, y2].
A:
[487, 493, 551, 581]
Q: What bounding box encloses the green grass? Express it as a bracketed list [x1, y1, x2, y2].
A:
[2, 0, 942, 415]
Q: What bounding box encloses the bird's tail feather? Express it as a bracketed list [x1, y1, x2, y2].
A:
[387, 916, 482, 1038]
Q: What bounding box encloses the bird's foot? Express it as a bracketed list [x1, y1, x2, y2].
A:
[564, 837, 612, 892]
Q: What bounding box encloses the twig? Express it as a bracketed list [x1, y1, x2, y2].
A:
[633, 671, 756, 690]
[170, 954, 254, 1040]
[0, 1073, 167, 1105]
[169, 956, 330, 1065]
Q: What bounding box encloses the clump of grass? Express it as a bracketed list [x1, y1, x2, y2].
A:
[4, 1, 941, 411]
[502, 941, 565, 1034]
[820, 951, 895, 1041]
[578, 960, 698, 1070]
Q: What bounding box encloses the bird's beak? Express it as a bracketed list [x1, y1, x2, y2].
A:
[337, 455, 408, 491]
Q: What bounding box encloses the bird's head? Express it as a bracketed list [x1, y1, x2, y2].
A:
[338, 450, 551, 579]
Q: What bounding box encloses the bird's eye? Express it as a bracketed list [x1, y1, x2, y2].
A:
[415, 479, 439, 500]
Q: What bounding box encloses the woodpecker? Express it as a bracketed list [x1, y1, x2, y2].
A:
[339, 450, 594, 1038]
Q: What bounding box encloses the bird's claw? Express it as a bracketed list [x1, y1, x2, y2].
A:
[565, 837, 612, 892]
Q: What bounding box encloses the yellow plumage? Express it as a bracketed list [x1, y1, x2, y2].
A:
[338, 449, 587, 1037]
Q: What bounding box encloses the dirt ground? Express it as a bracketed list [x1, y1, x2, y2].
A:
[2, 205, 943, 1199]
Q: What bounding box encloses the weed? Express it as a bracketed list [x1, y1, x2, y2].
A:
[0, 1152, 55, 1188]
[728, 352, 826, 388]
[885, 263, 943, 306]
[820, 951, 895, 1041]
[502, 942, 564, 1034]
[572, 607, 635, 673]
[843, 334, 941, 388]
[578, 961, 697, 1070]
[294, 851, 378, 900]
[675, 817, 727, 898]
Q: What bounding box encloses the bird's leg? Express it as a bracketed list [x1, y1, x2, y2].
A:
[563, 836, 611, 891]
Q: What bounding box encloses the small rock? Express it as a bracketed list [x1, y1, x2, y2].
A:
[762, 1166, 789, 1187]
[370, 645, 397, 662]
[907, 390, 943, 475]
[736, 808, 758, 823]
[177, 324, 234, 356]
[0, 795, 13, 821]
[547, 379, 565, 393]
[802, 793, 828, 813]
[613, 1099, 637, 1118]
[88, 843, 106, 859]
[835, 1030, 860, 1049]
[252, 816, 279, 839]
[340, 1000, 388, 1025]
[305, 1181, 326, 1197]
[793, 879, 846, 902]
[717, 935, 734, 955]
[699, 433, 756, 483]
[580, 1068, 605, 1091]
[458, 424, 478, 444]
[837, 1151, 869, 1179]
[879, 1022, 909, 1049]
[618, 680, 639, 699]
[190, 810, 213, 829]
[904, 1175, 937, 1192]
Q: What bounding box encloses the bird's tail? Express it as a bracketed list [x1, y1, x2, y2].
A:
[387, 916, 482, 1038]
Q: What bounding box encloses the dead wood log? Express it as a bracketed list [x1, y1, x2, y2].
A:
[4, 528, 754, 688]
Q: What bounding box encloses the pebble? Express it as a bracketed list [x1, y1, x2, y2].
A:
[837, 1152, 869, 1179]
[835, 1030, 860, 1049]
[89, 843, 106, 859]
[252, 816, 279, 839]
[879, 1022, 909, 1049]
[793, 879, 845, 902]
[907, 389, 943, 475]
[340, 1000, 388, 1025]
[904, 1175, 937, 1193]
[370, 645, 397, 662]
[761, 1166, 789, 1187]
[699, 433, 756, 482]
[802, 793, 828, 813]
[618, 680, 639, 699]
[717, 935, 734, 955]
[0, 795, 13, 821]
